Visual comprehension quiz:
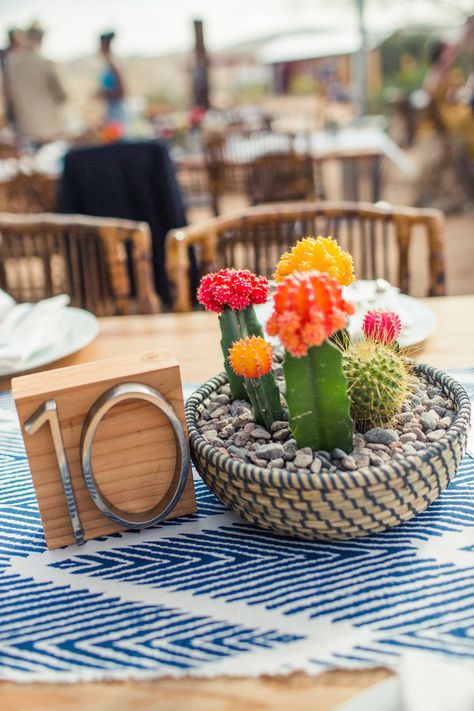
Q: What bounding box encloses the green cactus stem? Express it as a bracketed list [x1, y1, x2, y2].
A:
[244, 372, 283, 430]
[283, 340, 354, 452]
[343, 341, 411, 432]
[219, 305, 265, 401]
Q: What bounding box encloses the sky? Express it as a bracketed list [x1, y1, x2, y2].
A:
[0, 0, 472, 61]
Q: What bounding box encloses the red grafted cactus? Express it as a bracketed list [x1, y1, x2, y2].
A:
[197, 269, 269, 400]
[197, 269, 269, 313]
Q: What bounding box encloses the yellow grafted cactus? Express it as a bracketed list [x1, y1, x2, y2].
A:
[274, 236, 354, 286]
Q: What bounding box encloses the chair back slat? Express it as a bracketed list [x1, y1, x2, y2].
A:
[0, 213, 160, 315]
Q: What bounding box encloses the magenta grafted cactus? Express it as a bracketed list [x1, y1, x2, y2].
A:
[362, 309, 401, 346]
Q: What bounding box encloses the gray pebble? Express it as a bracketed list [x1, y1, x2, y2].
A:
[397, 411, 414, 424]
[420, 410, 440, 431]
[431, 396, 448, 408]
[402, 444, 418, 455]
[426, 429, 445, 442]
[366, 442, 391, 453]
[341, 455, 357, 470]
[248, 453, 267, 467]
[431, 406, 447, 418]
[250, 427, 271, 440]
[310, 458, 322, 474]
[369, 453, 384, 466]
[294, 449, 313, 468]
[228, 445, 249, 460]
[282, 441, 297, 461]
[269, 458, 285, 468]
[210, 406, 227, 419]
[271, 421, 289, 432]
[231, 432, 250, 447]
[400, 432, 417, 443]
[273, 428, 290, 442]
[214, 393, 230, 405]
[353, 453, 370, 468]
[411, 427, 427, 442]
[219, 424, 234, 439]
[236, 410, 255, 426]
[229, 400, 251, 417]
[203, 429, 218, 441]
[331, 448, 347, 459]
[285, 462, 297, 472]
[317, 450, 331, 461]
[255, 443, 285, 461]
[438, 416, 452, 429]
[365, 428, 399, 445]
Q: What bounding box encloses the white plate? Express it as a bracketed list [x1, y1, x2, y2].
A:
[336, 677, 400, 711]
[255, 281, 437, 349]
[0, 307, 99, 378]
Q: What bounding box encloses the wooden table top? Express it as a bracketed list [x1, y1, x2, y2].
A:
[1, 294, 472, 711]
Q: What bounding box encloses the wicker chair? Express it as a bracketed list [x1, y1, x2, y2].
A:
[245, 152, 315, 206]
[204, 130, 299, 215]
[0, 171, 58, 213]
[0, 213, 160, 316]
[166, 201, 445, 311]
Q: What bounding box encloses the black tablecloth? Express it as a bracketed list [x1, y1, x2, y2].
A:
[58, 140, 188, 307]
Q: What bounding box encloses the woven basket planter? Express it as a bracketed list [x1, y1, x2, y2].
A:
[186, 364, 471, 540]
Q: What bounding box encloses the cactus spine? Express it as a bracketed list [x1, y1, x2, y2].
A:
[343, 340, 411, 432]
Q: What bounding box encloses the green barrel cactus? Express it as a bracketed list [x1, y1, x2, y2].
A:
[343, 340, 411, 432]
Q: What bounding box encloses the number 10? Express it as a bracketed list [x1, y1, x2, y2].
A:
[25, 383, 189, 545]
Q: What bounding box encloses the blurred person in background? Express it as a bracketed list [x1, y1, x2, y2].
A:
[424, 16, 474, 157]
[97, 31, 127, 139]
[4, 21, 66, 148]
[0, 28, 22, 128]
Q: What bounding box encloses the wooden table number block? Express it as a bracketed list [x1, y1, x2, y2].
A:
[12, 351, 196, 549]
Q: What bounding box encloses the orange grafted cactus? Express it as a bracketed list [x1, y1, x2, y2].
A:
[229, 336, 272, 379]
[266, 270, 355, 357]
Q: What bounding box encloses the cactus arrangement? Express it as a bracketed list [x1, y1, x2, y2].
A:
[197, 235, 411, 461]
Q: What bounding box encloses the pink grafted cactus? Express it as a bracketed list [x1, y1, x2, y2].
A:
[362, 309, 402, 346]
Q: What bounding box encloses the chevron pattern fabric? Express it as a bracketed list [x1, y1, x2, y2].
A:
[0, 372, 473, 682]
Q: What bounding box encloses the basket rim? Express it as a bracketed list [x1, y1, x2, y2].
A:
[185, 363, 471, 491]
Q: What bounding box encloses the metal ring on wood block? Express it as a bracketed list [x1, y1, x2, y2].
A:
[80, 382, 189, 528]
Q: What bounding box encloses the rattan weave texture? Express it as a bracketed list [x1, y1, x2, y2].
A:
[186, 364, 471, 540]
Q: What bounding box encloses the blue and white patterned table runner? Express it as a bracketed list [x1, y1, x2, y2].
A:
[0, 372, 473, 682]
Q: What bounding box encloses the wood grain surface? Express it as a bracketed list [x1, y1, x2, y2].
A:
[0, 294, 472, 710]
[12, 351, 196, 548]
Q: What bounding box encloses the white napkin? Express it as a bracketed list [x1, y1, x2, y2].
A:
[0, 291, 70, 371]
[337, 655, 474, 711]
[399, 654, 474, 711]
